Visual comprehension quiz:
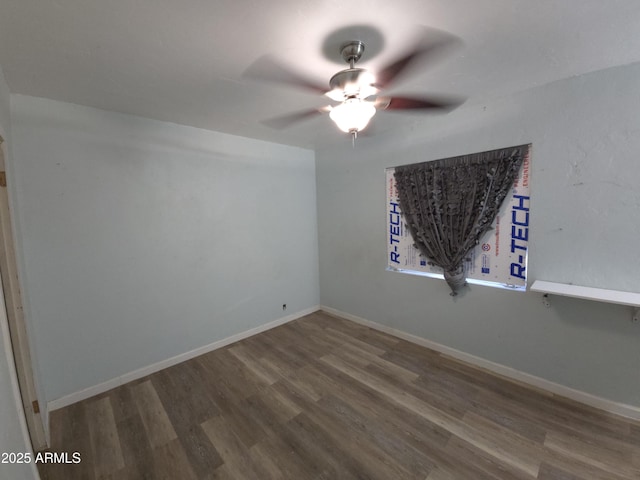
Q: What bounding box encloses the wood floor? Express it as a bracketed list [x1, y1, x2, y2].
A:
[39, 311, 640, 480]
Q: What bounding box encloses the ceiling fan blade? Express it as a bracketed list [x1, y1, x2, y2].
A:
[244, 55, 327, 95]
[375, 95, 465, 111]
[375, 29, 461, 90]
[262, 107, 329, 130]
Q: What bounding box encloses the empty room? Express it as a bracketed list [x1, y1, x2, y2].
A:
[1, 1, 639, 479]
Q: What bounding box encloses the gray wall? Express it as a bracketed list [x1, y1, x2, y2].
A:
[9, 95, 319, 403]
[0, 65, 38, 480]
[316, 62, 640, 406]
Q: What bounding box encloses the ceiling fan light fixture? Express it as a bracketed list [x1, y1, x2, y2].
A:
[248, 33, 463, 138]
[325, 88, 346, 102]
[329, 98, 376, 133]
[358, 82, 378, 100]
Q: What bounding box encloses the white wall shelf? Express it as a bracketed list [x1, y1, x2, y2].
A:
[530, 280, 640, 321]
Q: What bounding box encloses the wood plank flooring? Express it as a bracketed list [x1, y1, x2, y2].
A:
[38, 311, 640, 479]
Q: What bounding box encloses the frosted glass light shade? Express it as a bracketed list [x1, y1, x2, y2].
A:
[329, 99, 376, 133]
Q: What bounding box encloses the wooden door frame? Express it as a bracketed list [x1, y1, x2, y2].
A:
[0, 135, 47, 451]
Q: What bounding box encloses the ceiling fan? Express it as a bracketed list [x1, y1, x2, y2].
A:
[245, 29, 464, 142]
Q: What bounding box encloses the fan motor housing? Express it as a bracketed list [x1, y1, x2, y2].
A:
[329, 68, 372, 94]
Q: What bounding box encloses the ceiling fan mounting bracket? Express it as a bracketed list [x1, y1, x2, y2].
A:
[339, 41, 365, 66]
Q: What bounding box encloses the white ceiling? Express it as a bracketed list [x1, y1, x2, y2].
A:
[2, 0, 640, 149]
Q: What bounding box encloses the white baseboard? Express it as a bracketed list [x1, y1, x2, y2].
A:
[320, 305, 640, 420]
[47, 305, 320, 413]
